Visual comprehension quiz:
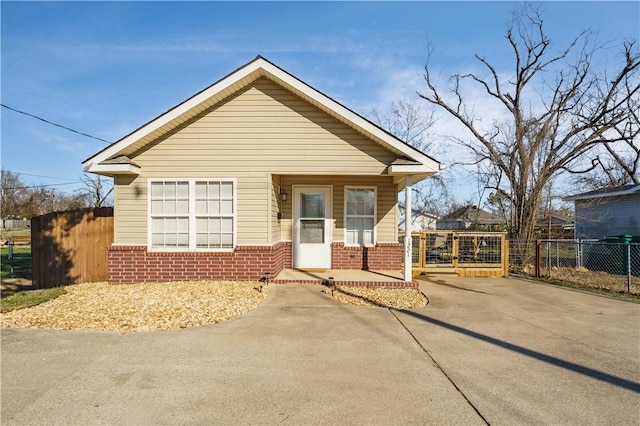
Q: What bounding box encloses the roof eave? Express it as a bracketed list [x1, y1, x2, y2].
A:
[84, 163, 141, 176]
[564, 185, 640, 201]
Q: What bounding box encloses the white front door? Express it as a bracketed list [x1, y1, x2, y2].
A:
[292, 186, 332, 269]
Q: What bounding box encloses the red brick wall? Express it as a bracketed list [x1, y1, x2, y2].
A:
[108, 241, 292, 284]
[331, 242, 402, 270]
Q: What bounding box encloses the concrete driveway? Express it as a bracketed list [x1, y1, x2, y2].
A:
[2, 277, 639, 425]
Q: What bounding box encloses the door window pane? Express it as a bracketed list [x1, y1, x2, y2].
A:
[301, 193, 324, 218]
[300, 219, 324, 243]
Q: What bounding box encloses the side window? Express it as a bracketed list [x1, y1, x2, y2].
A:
[149, 180, 236, 250]
[345, 187, 376, 246]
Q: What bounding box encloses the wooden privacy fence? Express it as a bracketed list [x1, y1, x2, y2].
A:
[400, 231, 509, 277]
[31, 207, 114, 288]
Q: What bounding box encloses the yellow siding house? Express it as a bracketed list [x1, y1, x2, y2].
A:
[83, 57, 441, 286]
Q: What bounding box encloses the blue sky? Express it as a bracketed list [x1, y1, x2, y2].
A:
[1, 1, 638, 202]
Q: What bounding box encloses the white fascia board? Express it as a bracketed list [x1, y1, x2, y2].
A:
[389, 164, 437, 174]
[85, 163, 141, 175]
[564, 185, 640, 201]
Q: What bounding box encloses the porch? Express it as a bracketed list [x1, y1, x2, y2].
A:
[273, 268, 418, 288]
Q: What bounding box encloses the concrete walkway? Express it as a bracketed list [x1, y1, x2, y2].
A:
[2, 277, 639, 425]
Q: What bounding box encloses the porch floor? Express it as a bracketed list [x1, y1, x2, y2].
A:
[273, 269, 417, 288]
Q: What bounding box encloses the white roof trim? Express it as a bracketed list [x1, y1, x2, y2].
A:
[83, 57, 441, 173]
[86, 164, 141, 175]
[389, 164, 444, 174]
[564, 185, 640, 201]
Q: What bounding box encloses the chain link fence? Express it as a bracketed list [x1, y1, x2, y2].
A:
[509, 239, 640, 295]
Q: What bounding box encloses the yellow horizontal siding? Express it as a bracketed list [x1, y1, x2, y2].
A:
[115, 78, 399, 245]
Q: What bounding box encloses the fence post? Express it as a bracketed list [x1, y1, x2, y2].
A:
[547, 241, 552, 277]
[535, 240, 541, 278]
[576, 239, 581, 269]
[627, 244, 632, 293]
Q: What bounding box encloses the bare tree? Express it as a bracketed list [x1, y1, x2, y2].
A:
[0, 169, 26, 223]
[419, 4, 640, 239]
[369, 99, 453, 225]
[573, 75, 640, 189]
[76, 173, 113, 208]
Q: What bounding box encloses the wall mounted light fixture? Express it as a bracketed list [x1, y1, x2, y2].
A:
[280, 187, 288, 202]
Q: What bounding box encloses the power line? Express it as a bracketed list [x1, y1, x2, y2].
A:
[1, 103, 111, 144]
[6, 171, 79, 182]
[3, 182, 81, 191]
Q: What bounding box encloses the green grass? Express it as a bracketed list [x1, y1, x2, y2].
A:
[1, 246, 31, 280]
[1, 287, 66, 312]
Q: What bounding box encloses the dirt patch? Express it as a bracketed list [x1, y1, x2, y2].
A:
[0, 280, 270, 332]
[323, 285, 427, 309]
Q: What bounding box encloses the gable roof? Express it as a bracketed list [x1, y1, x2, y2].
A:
[564, 184, 640, 201]
[83, 56, 442, 177]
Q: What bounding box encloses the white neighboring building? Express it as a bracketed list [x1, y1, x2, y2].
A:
[398, 210, 439, 233]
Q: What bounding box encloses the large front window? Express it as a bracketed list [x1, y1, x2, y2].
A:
[345, 187, 376, 246]
[150, 180, 236, 250]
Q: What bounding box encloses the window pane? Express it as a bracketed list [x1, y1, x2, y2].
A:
[209, 200, 220, 214]
[176, 200, 189, 214]
[221, 182, 233, 198]
[196, 217, 207, 233]
[221, 218, 233, 233]
[152, 233, 164, 247]
[301, 193, 324, 218]
[177, 233, 189, 247]
[196, 233, 208, 247]
[346, 200, 356, 215]
[165, 218, 177, 233]
[363, 190, 374, 215]
[210, 218, 221, 233]
[151, 200, 163, 215]
[300, 219, 324, 243]
[221, 234, 233, 248]
[210, 234, 221, 247]
[152, 217, 164, 232]
[363, 230, 373, 245]
[151, 182, 163, 198]
[195, 200, 207, 214]
[221, 200, 233, 214]
[195, 182, 207, 198]
[165, 233, 177, 246]
[165, 182, 176, 198]
[209, 182, 220, 198]
[176, 218, 189, 233]
[164, 200, 175, 214]
[364, 217, 374, 232]
[176, 182, 189, 198]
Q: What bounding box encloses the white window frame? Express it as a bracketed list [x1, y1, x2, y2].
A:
[343, 186, 377, 247]
[148, 178, 237, 252]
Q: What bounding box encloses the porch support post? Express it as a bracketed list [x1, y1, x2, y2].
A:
[404, 175, 413, 282]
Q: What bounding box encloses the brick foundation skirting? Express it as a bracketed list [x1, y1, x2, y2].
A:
[331, 242, 403, 270]
[107, 240, 404, 285]
[108, 242, 292, 284]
